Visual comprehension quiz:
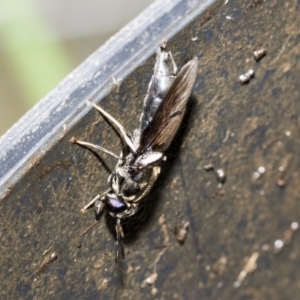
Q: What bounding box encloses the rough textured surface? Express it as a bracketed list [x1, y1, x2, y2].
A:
[1, 0, 300, 299]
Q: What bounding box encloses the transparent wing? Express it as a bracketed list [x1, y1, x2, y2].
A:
[138, 57, 198, 153]
[140, 42, 177, 132]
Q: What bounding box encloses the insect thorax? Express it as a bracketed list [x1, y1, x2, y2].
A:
[110, 155, 161, 205]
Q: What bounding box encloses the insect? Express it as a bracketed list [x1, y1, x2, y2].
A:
[71, 41, 198, 261]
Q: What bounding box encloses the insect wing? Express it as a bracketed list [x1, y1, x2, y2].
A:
[139, 57, 198, 153]
[140, 43, 177, 132]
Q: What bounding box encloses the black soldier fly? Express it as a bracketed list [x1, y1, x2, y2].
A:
[71, 40, 198, 261]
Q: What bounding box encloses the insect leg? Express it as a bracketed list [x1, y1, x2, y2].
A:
[86, 101, 137, 153]
[70, 137, 121, 160]
[115, 218, 125, 262]
[94, 197, 105, 220]
[81, 191, 108, 214]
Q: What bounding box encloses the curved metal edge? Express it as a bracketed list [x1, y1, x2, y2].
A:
[0, 0, 216, 196]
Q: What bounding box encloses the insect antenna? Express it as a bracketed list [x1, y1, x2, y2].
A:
[70, 137, 122, 160]
[86, 101, 137, 154]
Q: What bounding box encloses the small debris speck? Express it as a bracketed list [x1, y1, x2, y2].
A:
[291, 222, 299, 231]
[49, 252, 58, 263]
[277, 179, 286, 188]
[216, 169, 226, 184]
[151, 287, 158, 296]
[274, 239, 284, 249]
[261, 244, 270, 252]
[253, 48, 266, 61]
[175, 221, 190, 244]
[158, 214, 166, 225]
[146, 272, 158, 285]
[204, 163, 215, 171]
[239, 69, 254, 84]
[253, 172, 260, 179]
[234, 252, 259, 286]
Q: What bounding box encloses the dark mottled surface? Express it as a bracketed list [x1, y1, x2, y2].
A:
[1, 0, 300, 299]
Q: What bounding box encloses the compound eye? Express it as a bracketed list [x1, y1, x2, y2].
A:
[105, 194, 127, 214]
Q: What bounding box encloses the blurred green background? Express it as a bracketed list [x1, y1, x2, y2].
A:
[0, 0, 153, 136]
